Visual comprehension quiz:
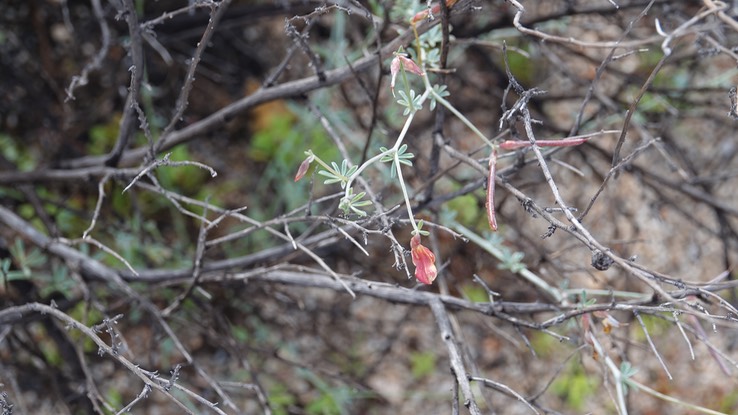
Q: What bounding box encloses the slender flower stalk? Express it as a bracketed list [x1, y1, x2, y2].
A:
[341, 104, 420, 200]
[424, 77, 494, 148]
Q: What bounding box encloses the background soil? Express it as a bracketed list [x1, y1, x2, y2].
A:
[1, 1, 738, 414]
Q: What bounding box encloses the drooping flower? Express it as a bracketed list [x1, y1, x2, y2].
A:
[390, 53, 424, 96]
[410, 234, 437, 285]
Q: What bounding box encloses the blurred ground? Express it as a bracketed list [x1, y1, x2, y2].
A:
[2, 1, 738, 414]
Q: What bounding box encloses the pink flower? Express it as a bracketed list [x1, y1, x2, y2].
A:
[411, 234, 437, 285]
[390, 54, 424, 95]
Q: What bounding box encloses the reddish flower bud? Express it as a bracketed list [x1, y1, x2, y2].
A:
[390, 54, 424, 95]
[294, 155, 314, 182]
[410, 234, 437, 285]
[499, 140, 532, 150]
[410, 0, 458, 23]
[410, 4, 439, 23]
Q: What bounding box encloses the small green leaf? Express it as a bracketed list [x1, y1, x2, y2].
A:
[430, 84, 450, 110]
[345, 165, 358, 177]
[318, 169, 344, 186]
[339, 188, 373, 217]
[497, 249, 525, 273]
[397, 89, 422, 115]
[316, 159, 357, 189]
[379, 146, 393, 163]
[620, 361, 638, 394]
[380, 144, 415, 177]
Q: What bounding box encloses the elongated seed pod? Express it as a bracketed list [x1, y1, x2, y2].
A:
[486, 150, 498, 231]
[499, 137, 591, 150]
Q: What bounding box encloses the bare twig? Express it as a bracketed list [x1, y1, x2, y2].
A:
[634, 310, 673, 380]
[429, 298, 482, 415]
[157, 0, 233, 153]
[285, 16, 326, 82]
[105, 0, 145, 167]
[470, 376, 540, 415]
[115, 384, 151, 415]
[65, 0, 110, 101]
[0, 303, 221, 414]
[123, 152, 217, 193]
[508, 0, 662, 49]
[673, 311, 696, 360]
[83, 173, 113, 238]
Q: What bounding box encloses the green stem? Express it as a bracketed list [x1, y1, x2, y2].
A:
[424, 74, 495, 149]
[308, 151, 343, 179]
[625, 379, 728, 415]
[453, 221, 565, 303]
[394, 151, 419, 234]
[412, 23, 424, 69]
[333, 52, 498, 231]
[343, 88, 431, 201]
[341, 115, 413, 196]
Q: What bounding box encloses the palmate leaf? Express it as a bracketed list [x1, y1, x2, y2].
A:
[396, 90, 423, 115]
[379, 144, 414, 178]
[339, 188, 372, 217]
[429, 84, 450, 110]
[317, 159, 357, 189]
[619, 361, 638, 394]
[318, 168, 343, 185]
